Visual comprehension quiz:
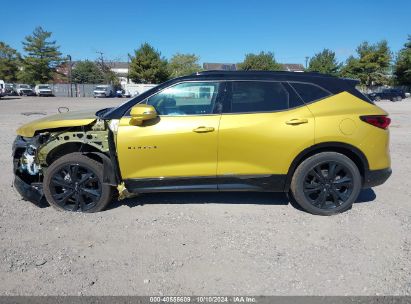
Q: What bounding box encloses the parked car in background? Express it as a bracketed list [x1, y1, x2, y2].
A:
[369, 88, 406, 102]
[5, 83, 18, 96]
[116, 89, 131, 98]
[0, 80, 5, 97]
[34, 84, 53, 97]
[93, 85, 113, 98]
[16, 84, 35, 96]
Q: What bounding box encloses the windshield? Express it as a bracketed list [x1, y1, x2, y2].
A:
[20, 85, 30, 89]
[95, 86, 107, 90]
[39, 85, 50, 89]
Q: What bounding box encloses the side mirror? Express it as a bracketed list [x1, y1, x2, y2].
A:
[130, 104, 157, 125]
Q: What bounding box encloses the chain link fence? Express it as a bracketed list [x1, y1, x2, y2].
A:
[49, 83, 100, 97]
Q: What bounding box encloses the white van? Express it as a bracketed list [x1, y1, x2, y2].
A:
[34, 84, 53, 96]
[0, 80, 5, 97]
[93, 85, 113, 98]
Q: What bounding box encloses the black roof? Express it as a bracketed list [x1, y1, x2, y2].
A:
[101, 71, 364, 119]
[173, 70, 359, 87]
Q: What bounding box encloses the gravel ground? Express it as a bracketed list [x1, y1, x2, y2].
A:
[0, 96, 410, 296]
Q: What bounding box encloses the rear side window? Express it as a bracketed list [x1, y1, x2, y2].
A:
[290, 82, 330, 103]
[229, 81, 289, 113]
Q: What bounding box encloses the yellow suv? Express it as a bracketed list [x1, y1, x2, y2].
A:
[13, 71, 391, 215]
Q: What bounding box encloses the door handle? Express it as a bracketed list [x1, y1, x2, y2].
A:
[286, 118, 308, 125]
[193, 126, 215, 133]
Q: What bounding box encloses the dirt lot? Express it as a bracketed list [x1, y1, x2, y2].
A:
[0, 96, 410, 296]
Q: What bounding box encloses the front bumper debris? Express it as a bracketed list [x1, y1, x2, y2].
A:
[13, 174, 44, 203]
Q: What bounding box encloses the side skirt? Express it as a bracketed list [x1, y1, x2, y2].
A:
[124, 174, 287, 193]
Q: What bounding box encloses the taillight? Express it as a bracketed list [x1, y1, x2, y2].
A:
[360, 115, 391, 129]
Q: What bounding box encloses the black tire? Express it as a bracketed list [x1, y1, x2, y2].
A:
[290, 152, 361, 215]
[43, 153, 113, 212]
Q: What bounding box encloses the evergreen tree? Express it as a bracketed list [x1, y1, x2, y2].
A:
[19, 26, 62, 83]
[72, 60, 104, 84]
[168, 53, 202, 77]
[129, 43, 169, 83]
[394, 35, 411, 86]
[307, 49, 341, 76]
[238, 51, 282, 71]
[0, 42, 21, 82]
[340, 40, 392, 86]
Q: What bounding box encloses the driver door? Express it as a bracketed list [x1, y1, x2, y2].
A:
[116, 81, 225, 192]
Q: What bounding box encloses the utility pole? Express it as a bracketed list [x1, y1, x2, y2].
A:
[127, 53, 130, 84]
[96, 51, 104, 66]
[67, 55, 72, 97]
[305, 56, 309, 69]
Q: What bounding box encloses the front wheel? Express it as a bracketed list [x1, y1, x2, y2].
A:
[43, 153, 113, 212]
[290, 152, 361, 215]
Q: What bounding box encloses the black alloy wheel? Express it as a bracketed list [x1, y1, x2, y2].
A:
[49, 164, 101, 211]
[44, 153, 113, 212]
[290, 152, 361, 215]
[303, 161, 353, 210]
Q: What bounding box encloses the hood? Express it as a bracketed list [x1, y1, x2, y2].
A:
[16, 109, 99, 137]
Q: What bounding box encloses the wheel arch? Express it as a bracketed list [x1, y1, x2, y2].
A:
[284, 142, 369, 191]
[46, 142, 102, 165]
[45, 143, 118, 185]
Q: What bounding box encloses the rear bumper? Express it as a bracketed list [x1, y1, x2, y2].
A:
[363, 168, 392, 188]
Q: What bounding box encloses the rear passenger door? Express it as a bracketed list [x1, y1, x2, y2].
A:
[217, 81, 315, 191]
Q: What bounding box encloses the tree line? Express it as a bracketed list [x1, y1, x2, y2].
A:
[0, 26, 410, 87]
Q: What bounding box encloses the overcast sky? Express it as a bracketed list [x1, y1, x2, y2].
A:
[2, 0, 410, 65]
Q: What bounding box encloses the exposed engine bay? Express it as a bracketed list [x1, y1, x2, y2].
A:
[12, 118, 131, 204]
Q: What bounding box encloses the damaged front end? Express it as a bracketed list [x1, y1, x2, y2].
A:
[12, 135, 47, 203]
[12, 118, 126, 205]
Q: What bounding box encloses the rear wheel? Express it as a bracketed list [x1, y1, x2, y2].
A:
[290, 152, 361, 215]
[43, 153, 113, 212]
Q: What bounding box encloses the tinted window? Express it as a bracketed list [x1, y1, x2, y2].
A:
[146, 82, 220, 115]
[282, 82, 305, 108]
[290, 82, 330, 103]
[229, 81, 289, 113]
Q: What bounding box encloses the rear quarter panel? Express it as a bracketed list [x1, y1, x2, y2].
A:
[307, 92, 390, 170]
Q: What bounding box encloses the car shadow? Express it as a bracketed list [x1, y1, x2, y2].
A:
[1, 96, 22, 100]
[108, 188, 377, 211]
[356, 188, 377, 203]
[24, 188, 377, 212]
[109, 192, 289, 210]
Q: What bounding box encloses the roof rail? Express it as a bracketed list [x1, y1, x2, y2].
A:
[193, 70, 337, 78]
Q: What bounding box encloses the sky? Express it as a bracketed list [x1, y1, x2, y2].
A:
[1, 0, 410, 66]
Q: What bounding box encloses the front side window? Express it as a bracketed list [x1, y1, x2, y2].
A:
[229, 81, 289, 113]
[146, 82, 221, 115]
[290, 82, 330, 103]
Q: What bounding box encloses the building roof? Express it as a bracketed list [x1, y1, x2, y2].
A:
[203, 63, 237, 71]
[111, 62, 129, 69]
[281, 63, 305, 72]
